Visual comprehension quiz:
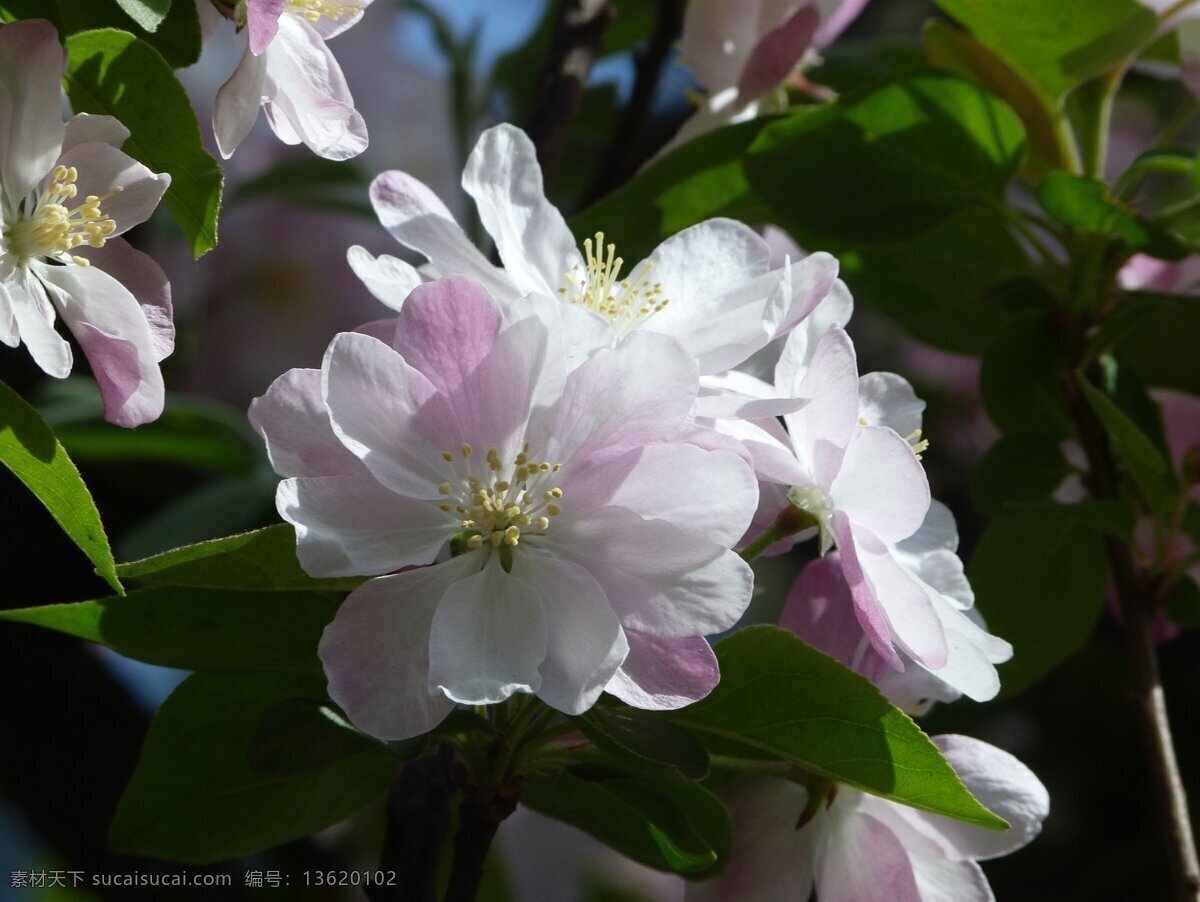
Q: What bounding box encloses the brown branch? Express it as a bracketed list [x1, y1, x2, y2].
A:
[524, 0, 613, 188]
[367, 745, 455, 902]
[584, 0, 687, 205]
[1065, 369, 1200, 902]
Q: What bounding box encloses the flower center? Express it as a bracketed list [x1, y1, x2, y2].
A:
[558, 231, 669, 336]
[787, 485, 836, 554]
[286, 0, 360, 23]
[436, 443, 564, 552]
[6, 166, 119, 267]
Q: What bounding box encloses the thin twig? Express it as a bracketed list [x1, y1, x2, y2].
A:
[524, 0, 613, 188]
[583, 0, 687, 204]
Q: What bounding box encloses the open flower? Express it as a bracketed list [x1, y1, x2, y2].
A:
[353, 124, 838, 376]
[719, 324, 1009, 697]
[250, 275, 757, 739]
[0, 19, 172, 427]
[213, 0, 371, 160]
[687, 735, 1049, 902]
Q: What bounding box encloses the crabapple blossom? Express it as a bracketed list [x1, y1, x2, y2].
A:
[686, 735, 1049, 902]
[716, 323, 1009, 698]
[250, 275, 758, 739]
[0, 19, 173, 427]
[213, 0, 372, 160]
[352, 123, 840, 376]
[674, 0, 870, 145]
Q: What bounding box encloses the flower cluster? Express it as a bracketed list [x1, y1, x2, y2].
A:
[248, 122, 1046, 897]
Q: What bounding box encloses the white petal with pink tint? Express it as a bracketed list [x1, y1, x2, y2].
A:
[428, 556, 548, 705]
[320, 557, 473, 740]
[462, 124, 579, 299]
[607, 630, 718, 710]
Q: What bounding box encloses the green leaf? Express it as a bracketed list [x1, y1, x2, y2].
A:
[58, 0, 203, 69]
[971, 432, 1071, 516]
[64, 29, 223, 257]
[572, 703, 710, 781]
[115, 525, 365, 593]
[570, 118, 772, 265]
[521, 770, 731, 875]
[116, 468, 279, 561]
[1115, 295, 1200, 395]
[1037, 171, 1152, 245]
[670, 626, 1008, 831]
[924, 19, 1061, 179]
[745, 71, 1025, 246]
[112, 673, 397, 862]
[0, 586, 336, 675]
[248, 698, 386, 775]
[0, 379, 121, 593]
[114, 0, 170, 32]
[969, 504, 1109, 696]
[1078, 376, 1173, 508]
[0, 0, 62, 26]
[933, 0, 1159, 105]
[843, 205, 1029, 354]
[809, 37, 930, 95]
[981, 310, 1074, 437]
[1119, 146, 1200, 187]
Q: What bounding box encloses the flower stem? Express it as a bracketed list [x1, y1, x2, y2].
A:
[739, 505, 817, 563]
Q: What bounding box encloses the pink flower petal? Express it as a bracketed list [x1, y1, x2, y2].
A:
[781, 553, 894, 686]
[848, 519, 949, 670]
[320, 559, 473, 740]
[923, 734, 1050, 861]
[346, 245, 422, 311]
[247, 0, 288, 54]
[831, 425, 930, 544]
[542, 330, 697, 468]
[35, 262, 164, 427]
[782, 326, 860, 487]
[0, 19, 67, 201]
[278, 474, 450, 576]
[832, 511, 903, 670]
[250, 367, 366, 478]
[686, 777, 815, 902]
[369, 169, 512, 297]
[213, 40, 268, 159]
[555, 507, 752, 636]
[738, 3, 819, 99]
[261, 16, 367, 160]
[321, 330, 445, 495]
[427, 555, 548, 705]
[461, 124, 580, 299]
[54, 142, 169, 237]
[813, 0, 872, 50]
[606, 630, 719, 710]
[62, 113, 129, 153]
[77, 238, 173, 362]
[815, 808, 921, 902]
[518, 555, 628, 715]
[392, 275, 503, 395]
